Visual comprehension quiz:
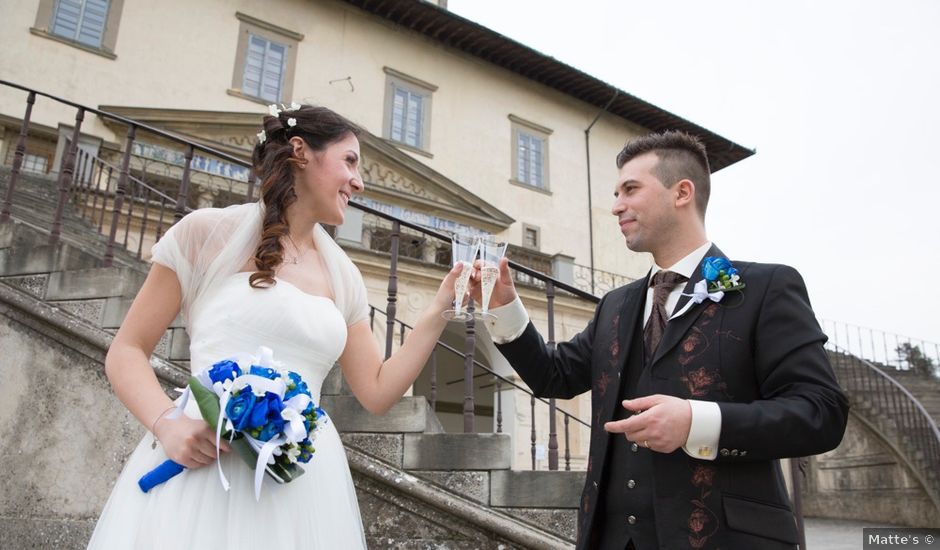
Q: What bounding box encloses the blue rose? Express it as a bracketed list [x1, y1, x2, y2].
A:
[257, 418, 286, 442]
[249, 365, 281, 380]
[225, 388, 258, 431]
[247, 392, 285, 440]
[284, 371, 310, 401]
[701, 257, 732, 281]
[208, 360, 242, 384]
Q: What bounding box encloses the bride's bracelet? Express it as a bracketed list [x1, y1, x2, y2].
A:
[150, 405, 177, 450]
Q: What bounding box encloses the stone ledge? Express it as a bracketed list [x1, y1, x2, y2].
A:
[323, 395, 433, 433]
[403, 433, 511, 470]
[498, 507, 577, 543]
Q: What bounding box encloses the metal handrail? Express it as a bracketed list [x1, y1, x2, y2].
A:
[75, 149, 187, 208]
[0, 79, 252, 169]
[821, 318, 939, 376]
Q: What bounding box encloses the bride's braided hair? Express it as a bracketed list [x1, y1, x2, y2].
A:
[249, 105, 361, 288]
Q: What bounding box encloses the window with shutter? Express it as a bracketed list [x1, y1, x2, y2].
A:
[383, 68, 436, 154]
[229, 13, 302, 106]
[242, 34, 287, 103]
[390, 86, 426, 148]
[50, 0, 110, 49]
[510, 116, 552, 192]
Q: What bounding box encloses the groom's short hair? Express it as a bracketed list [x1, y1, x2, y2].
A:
[616, 131, 711, 218]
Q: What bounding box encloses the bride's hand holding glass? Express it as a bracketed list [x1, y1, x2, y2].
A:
[440, 234, 479, 321]
[432, 261, 473, 315]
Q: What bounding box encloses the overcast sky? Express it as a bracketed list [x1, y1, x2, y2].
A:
[449, 0, 940, 345]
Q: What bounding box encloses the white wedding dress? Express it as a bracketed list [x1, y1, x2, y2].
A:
[87, 204, 368, 549]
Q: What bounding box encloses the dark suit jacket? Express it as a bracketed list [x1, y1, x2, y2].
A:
[495, 246, 849, 550]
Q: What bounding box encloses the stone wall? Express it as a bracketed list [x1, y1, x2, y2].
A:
[0, 306, 144, 549]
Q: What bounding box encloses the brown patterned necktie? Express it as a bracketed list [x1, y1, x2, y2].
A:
[643, 270, 688, 358]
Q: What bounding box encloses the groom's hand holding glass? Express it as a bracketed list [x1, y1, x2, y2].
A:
[467, 256, 517, 316]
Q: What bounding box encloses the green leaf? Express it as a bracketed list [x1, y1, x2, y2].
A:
[267, 460, 305, 484]
[189, 376, 222, 432]
[231, 438, 258, 468]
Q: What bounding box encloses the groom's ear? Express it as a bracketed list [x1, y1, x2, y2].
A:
[673, 179, 696, 209]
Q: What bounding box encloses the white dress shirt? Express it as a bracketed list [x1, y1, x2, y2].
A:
[486, 241, 721, 461]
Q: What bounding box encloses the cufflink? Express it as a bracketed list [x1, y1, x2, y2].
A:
[697, 446, 712, 457]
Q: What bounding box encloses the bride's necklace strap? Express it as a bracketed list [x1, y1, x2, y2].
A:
[284, 233, 311, 265]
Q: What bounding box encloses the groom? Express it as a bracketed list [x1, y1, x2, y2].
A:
[476, 131, 848, 550]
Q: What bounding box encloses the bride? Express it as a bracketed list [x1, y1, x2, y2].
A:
[86, 105, 464, 549]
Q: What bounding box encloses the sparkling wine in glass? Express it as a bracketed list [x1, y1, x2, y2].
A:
[476, 236, 507, 320]
[441, 234, 479, 321]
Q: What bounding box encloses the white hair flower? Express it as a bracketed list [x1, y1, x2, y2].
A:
[256, 130, 266, 144]
[287, 118, 297, 128]
[268, 104, 281, 117]
[290, 101, 301, 111]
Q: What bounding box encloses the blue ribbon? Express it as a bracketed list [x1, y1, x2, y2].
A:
[138, 459, 185, 493]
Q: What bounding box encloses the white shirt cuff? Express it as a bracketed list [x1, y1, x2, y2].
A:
[683, 400, 722, 461]
[485, 296, 529, 344]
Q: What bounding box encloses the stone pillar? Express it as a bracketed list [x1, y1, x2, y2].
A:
[552, 253, 575, 286]
[193, 184, 216, 209]
[361, 224, 373, 251]
[422, 238, 441, 264]
[336, 207, 364, 248]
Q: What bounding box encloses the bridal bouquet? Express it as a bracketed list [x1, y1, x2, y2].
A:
[138, 347, 326, 500]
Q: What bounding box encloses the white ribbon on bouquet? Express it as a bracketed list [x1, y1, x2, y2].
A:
[174, 346, 317, 500]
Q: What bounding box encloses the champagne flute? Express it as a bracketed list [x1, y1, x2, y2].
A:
[441, 234, 479, 321]
[475, 235, 507, 320]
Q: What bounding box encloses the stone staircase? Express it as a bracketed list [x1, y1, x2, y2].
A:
[0, 171, 581, 548]
[0, 168, 146, 271]
[828, 351, 940, 514]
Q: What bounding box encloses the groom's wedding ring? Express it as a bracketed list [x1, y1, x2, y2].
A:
[644, 440, 650, 449]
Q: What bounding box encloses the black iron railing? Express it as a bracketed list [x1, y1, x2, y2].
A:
[822, 319, 939, 377]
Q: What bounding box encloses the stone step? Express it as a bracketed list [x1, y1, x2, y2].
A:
[403, 433, 512, 470]
[45, 266, 146, 300]
[489, 470, 584, 508]
[0, 243, 100, 277]
[0, 190, 146, 269]
[0, 220, 49, 250]
[98, 296, 184, 329]
[322, 395, 443, 434]
[340, 433, 406, 467]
